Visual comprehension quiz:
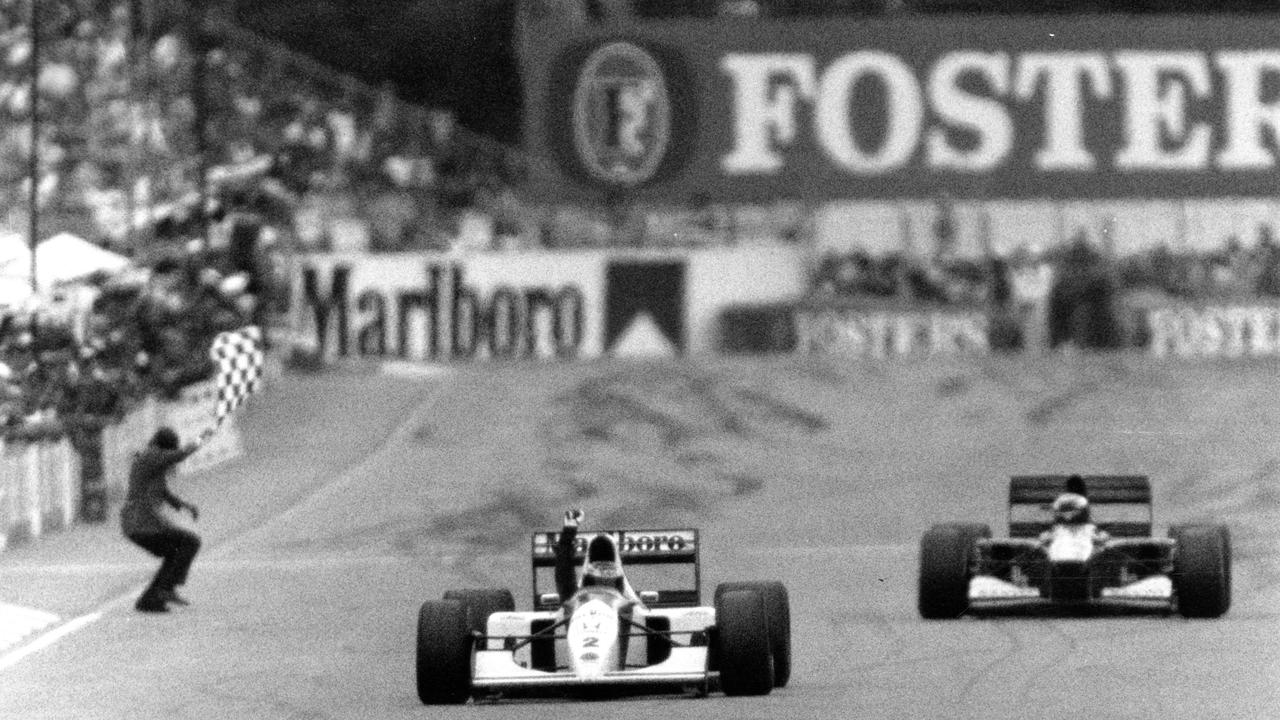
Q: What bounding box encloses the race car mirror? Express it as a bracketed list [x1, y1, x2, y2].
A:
[538, 592, 561, 606]
[639, 590, 660, 604]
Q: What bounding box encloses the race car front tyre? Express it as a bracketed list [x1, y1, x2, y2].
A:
[442, 588, 516, 635]
[714, 581, 791, 688]
[1169, 524, 1231, 612]
[416, 599, 473, 704]
[918, 523, 989, 619]
[714, 589, 774, 696]
[1171, 524, 1230, 618]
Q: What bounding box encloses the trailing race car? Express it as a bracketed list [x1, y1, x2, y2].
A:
[918, 474, 1231, 619]
[415, 527, 791, 704]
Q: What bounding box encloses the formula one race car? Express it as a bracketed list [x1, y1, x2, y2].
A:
[415, 527, 791, 704]
[918, 474, 1231, 619]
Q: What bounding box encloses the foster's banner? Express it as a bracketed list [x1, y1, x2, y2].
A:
[796, 300, 990, 358]
[523, 15, 1280, 201]
[1146, 304, 1280, 357]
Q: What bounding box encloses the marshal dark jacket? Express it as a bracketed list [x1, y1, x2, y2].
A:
[120, 444, 198, 535]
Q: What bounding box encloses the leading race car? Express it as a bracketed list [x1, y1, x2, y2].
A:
[918, 474, 1231, 618]
[415, 526, 791, 704]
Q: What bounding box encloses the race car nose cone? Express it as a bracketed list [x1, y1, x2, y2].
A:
[567, 598, 618, 679]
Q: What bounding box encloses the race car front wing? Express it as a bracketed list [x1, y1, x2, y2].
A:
[969, 574, 1173, 604]
[471, 646, 712, 689]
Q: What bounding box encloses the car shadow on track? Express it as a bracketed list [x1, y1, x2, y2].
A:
[470, 686, 716, 705]
[967, 602, 1175, 619]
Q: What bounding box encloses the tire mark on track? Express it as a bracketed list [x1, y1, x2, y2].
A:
[958, 619, 1077, 720]
[956, 620, 1021, 719]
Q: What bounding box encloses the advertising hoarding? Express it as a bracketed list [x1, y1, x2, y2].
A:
[289, 246, 809, 361]
[523, 14, 1280, 202]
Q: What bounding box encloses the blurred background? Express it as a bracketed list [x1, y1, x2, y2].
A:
[1, 0, 1279, 441]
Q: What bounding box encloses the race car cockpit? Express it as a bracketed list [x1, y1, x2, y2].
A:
[1039, 487, 1110, 560]
[1050, 493, 1092, 525]
[580, 561, 625, 590]
[531, 519, 703, 612]
[577, 534, 641, 602]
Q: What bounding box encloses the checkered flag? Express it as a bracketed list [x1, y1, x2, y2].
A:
[209, 325, 265, 427]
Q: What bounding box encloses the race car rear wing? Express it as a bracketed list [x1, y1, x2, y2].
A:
[1008, 475, 1153, 538]
[530, 529, 700, 610]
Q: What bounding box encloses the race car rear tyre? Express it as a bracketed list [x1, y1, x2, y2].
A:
[714, 581, 791, 687]
[442, 588, 516, 635]
[1171, 524, 1230, 618]
[918, 523, 989, 619]
[714, 589, 774, 696]
[1169, 524, 1232, 612]
[416, 599, 473, 704]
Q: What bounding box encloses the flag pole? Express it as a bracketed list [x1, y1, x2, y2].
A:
[27, 0, 39, 295]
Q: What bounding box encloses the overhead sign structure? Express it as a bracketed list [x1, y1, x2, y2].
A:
[522, 14, 1280, 201]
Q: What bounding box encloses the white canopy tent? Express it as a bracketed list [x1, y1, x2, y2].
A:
[0, 232, 25, 265]
[0, 233, 132, 310]
[38, 232, 131, 285]
[1, 232, 131, 290]
[0, 232, 32, 308]
[0, 275, 32, 308]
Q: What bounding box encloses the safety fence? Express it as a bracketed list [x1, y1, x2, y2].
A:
[0, 440, 79, 551]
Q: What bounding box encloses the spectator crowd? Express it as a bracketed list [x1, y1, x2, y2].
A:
[0, 0, 526, 259]
[0, 238, 264, 436]
[0, 0, 517, 440]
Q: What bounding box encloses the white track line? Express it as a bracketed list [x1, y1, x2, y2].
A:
[0, 612, 102, 671]
[0, 603, 60, 653]
[0, 375, 447, 672]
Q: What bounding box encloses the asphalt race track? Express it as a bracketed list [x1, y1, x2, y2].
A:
[2, 355, 1278, 719]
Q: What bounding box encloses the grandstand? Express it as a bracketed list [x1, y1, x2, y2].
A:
[0, 0, 533, 433]
[0, 0, 525, 260]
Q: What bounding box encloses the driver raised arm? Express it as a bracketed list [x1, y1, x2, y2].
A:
[554, 509, 584, 601]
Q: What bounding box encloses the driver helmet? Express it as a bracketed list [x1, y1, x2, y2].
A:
[1051, 493, 1091, 525]
[581, 560, 625, 591]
